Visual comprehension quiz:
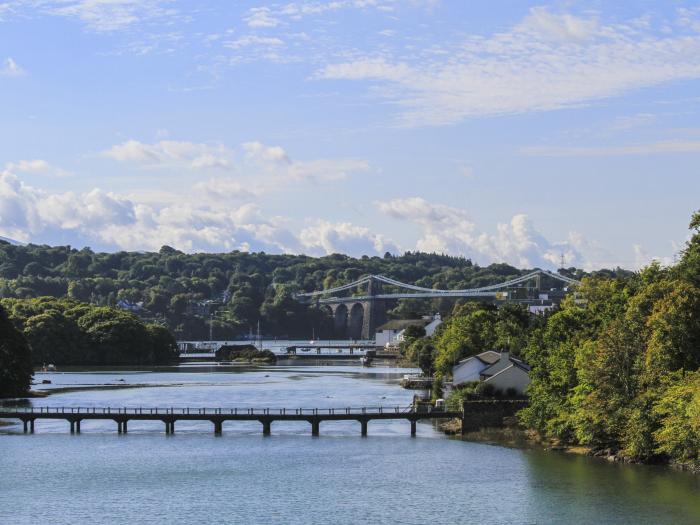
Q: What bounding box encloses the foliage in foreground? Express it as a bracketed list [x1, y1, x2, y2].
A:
[516, 211, 700, 467]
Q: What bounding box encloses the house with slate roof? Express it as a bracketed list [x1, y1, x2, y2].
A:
[452, 350, 531, 396]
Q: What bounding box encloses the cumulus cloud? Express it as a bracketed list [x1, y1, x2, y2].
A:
[377, 197, 582, 268]
[0, 143, 377, 254]
[1, 57, 24, 77]
[299, 220, 398, 257]
[0, 167, 397, 255]
[317, 7, 700, 126]
[0, 167, 303, 252]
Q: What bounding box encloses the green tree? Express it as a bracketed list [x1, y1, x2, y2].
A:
[0, 305, 33, 397]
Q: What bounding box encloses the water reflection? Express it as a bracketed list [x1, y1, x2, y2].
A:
[1, 366, 699, 525]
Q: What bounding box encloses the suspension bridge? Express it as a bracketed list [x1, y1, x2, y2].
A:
[295, 270, 580, 339]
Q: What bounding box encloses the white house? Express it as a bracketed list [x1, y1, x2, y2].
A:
[452, 351, 501, 384]
[452, 350, 531, 396]
[375, 314, 442, 347]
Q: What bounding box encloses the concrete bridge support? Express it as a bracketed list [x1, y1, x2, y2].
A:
[310, 419, 320, 436]
[213, 420, 223, 435]
[261, 419, 272, 436]
[360, 419, 368, 436]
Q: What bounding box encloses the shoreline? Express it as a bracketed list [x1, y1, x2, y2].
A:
[438, 418, 700, 475]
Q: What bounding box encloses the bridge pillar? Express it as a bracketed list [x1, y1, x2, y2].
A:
[30, 419, 34, 434]
[70, 420, 75, 434]
[410, 419, 416, 437]
[116, 420, 123, 434]
[311, 419, 320, 436]
[22, 419, 28, 433]
[361, 277, 387, 340]
[122, 420, 127, 434]
[213, 420, 223, 435]
[261, 419, 271, 436]
[360, 419, 368, 436]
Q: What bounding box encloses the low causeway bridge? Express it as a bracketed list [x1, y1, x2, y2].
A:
[0, 405, 463, 437]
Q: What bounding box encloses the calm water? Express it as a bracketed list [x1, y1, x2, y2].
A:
[2, 364, 700, 525]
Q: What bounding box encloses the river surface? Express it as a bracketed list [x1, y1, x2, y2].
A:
[2, 364, 700, 525]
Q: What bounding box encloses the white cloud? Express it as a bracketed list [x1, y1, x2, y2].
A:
[516, 7, 600, 42]
[0, 168, 302, 252]
[245, 7, 280, 28]
[0, 142, 374, 253]
[377, 197, 583, 268]
[101, 140, 232, 170]
[0, 166, 394, 255]
[633, 244, 674, 268]
[317, 7, 700, 126]
[521, 139, 700, 157]
[243, 0, 404, 28]
[1, 57, 24, 77]
[299, 220, 397, 256]
[225, 35, 285, 50]
[5, 159, 71, 177]
[39, 0, 177, 32]
[102, 139, 369, 188]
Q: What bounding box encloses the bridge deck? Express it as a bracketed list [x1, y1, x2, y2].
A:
[0, 406, 462, 436]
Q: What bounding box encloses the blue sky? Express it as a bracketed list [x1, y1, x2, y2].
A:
[1, 0, 699, 269]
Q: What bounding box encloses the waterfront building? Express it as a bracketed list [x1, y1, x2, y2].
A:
[375, 313, 442, 347]
[452, 350, 531, 395]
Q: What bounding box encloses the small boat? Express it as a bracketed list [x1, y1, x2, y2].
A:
[360, 356, 372, 367]
[42, 363, 56, 372]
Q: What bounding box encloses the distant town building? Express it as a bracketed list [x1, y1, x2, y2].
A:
[452, 350, 530, 396]
[116, 299, 144, 312]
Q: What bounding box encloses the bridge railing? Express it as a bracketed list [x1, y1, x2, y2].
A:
[0, 405, 425, 416]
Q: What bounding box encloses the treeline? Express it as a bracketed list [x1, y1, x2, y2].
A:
[1, 297, 179, 368]
[405, 210, 700, 470]
[0, 245, 619, 339]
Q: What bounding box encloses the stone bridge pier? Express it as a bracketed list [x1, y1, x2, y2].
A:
[325, 277, 387, 340]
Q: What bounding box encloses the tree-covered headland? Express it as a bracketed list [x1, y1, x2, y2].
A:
[404, 210, 700, 470]
[0, 297, 179, 369]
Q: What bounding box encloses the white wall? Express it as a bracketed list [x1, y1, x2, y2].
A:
[375, 329, 399, 347]
[424, 317, 442, 336]
[484, 365, 530, 395]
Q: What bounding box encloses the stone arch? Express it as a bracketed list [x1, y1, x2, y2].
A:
[348, 303, 364, 340]
[333, 304, 348, 338]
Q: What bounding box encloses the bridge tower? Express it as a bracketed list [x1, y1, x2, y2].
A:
[361, 276, 387, 340]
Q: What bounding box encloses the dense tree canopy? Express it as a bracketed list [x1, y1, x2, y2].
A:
[515, 211, 700, 467]
[0, 304, 32, 397]
[1, 297, 179, 367]
[0, 244, 622, 340]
